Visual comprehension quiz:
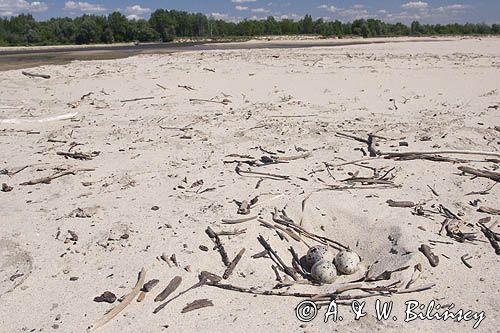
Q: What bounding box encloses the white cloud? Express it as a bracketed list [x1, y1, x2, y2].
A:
[210, 12, 228, 19]
[251, 7, 269, 13]
[401, 1, 428, 9]
[317, 4, 338, 13]
[125, 4, 150, 17]
[231, 0, 256, 3]
[235, 5, 248, 11]
[435, 4, 471, 12]
[275, 13, 301, 20]
[0, 0, 48, 16]
[209, 11, 241, 23]
[64, 1, 106, 13]
[126, 14, 140, 20]
[338, 6, 370, 20]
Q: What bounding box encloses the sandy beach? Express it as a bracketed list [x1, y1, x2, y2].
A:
[0, 37, 499, 332]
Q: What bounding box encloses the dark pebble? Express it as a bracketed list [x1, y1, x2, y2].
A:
[151, 206, 160, 211]
[142, 279, 160, 292]
[1, 183, 13, 192]
[69, 277, 79, 281]
[199, 245, 209, 252]
[94, 291, 117, 303]
[420, 135, 432, 141]
[399, 141, 409, 147]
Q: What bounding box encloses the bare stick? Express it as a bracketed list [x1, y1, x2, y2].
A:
[478, 223, 500, 255]
[275, 152, 312, 161]
[458, 166, 500, 182]
[154, 273, 213, 314]
[461, 254, 472, 268]
[178, 85, 195, 91]
[154, 276, 182, 302]
[223, 248, 246, 279]
[382, 150, 500, 158]
[206, 281, 434, 300]
[57, 151, 99, 160]
[419, 244, 439, 267]
[477, 206, 500, 216]
[189, 98, 230, 105]
[235, 164, 290, 180]
[221, 215, 258, 224]
[257, 235, 298, 281]
[181, 299, 214, 313]
[268, 114, 318, 118]
[206, 226, 230, 266]
[20, 168, 94, 186]
[120, 97, 154, 103]
[22, 71, 50, 79]
[88, 268, 146, 332]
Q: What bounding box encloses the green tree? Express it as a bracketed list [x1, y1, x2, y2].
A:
[300, 14, 313, 34]
[108, 12, 128, 42]
[149, 9, 176, 41]
[74, 15, 100, 44]
[410, 21, 422, 35]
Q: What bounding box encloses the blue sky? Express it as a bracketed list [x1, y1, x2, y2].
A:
[1, 0, 499, 24]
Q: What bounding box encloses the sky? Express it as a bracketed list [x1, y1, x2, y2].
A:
[0, 0, 499, 24]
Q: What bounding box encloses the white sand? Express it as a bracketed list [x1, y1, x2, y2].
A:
[0, 37, 499, 332]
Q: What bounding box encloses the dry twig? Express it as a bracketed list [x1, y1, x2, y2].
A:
[88, 268, 146, 332]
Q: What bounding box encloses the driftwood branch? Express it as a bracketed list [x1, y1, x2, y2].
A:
[206, 226, 230, 266]
[257, 235, 298, 281]
[223, 248, 245, 279]
[206, 281, 434, 301]
[57, 151, 99, 160]
[120, 97, 154, 103]
[20, 168, 95, 185]
[88, 268, 146, 332]
[189, 98, 230, 105]
[382, 150, 500, 158]
[235, 164, 290, 180]
[22, 71, 50, 79]
[458, 166, 500, 182]
[221, 215, 258, 224]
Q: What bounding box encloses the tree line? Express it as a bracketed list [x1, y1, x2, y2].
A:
[1, 10, 499, 46]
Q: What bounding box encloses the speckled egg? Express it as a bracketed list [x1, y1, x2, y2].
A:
[306, 245, 332, 267]
[334, 249, 361, 275]
[311, 259, 337, 284]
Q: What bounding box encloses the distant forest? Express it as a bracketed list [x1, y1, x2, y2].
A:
[1, 10, 499, 46]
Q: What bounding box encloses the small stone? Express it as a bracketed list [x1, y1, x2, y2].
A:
[67, 230, 78, 242]
[151, 206, 160, 211]
[1, 183, 13, 192]
[69, 277, 79, 281]
[142, 279, 159, 292]
[420, 135, 432, 141]
[120, 233, 129, 239]
[199, 245, 209, 252]
[94, 291, 117, 303]
[136, 291, 146, 302]
[399, 141, 409, 147]
[52, 324, 59, 329]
